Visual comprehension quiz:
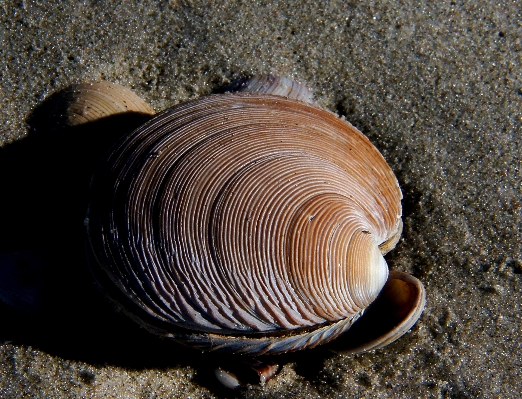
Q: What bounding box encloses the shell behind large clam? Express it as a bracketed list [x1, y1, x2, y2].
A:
[53, 82, 154, 126]
[85, 88, 414, 355]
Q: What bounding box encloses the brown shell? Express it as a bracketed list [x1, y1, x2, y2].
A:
[85, 93, 403, 354]
[49, 81, 154, 127]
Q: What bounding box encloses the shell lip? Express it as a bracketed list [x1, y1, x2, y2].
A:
[328, 270, 426, 355]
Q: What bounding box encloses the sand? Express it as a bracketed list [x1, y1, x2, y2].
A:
[1, 1, 521, 398]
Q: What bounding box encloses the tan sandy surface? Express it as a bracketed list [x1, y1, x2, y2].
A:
[1, 1, 521, 398]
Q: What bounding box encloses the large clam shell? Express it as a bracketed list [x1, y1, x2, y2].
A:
[86, 91, 406, 355]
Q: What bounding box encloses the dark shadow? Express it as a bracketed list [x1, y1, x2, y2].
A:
[0, 89, 192, 369]
[391, 179, 431, 279]
[334, 96, 375, 139]
[214, 76, 253, 94]
[289, 346, 334, 383]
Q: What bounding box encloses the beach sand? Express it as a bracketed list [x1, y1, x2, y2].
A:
[1, 1, 520, 398]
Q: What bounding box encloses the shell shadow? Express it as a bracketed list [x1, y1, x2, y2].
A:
[0, 92, 197, 369]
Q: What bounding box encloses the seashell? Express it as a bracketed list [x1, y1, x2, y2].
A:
[84, 76, 425, 356]
[226, 75, 314, 103]
[329, 270, 426, 354]
[214, 358, 280, 388]
[33, 81, 154, 129]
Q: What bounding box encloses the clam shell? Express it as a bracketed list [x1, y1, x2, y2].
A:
[86, 93, 403, 354]
[47, 82, 154, 127]
[227, 75, 314, 103]
[330, 270, 426, 354]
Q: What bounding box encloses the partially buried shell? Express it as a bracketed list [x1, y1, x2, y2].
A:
[52, 81, 154, 126]
[85, 77, 425, 355]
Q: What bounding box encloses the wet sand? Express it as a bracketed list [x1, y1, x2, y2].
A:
[1, 1, 521, 398]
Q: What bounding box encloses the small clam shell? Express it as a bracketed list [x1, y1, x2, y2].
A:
[330, 270, 426, 354]
[86, 92, 404, 354]
[227, 75, 314, 103]
[45, 82, 154, 127]
[215, 359, 280, 388]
